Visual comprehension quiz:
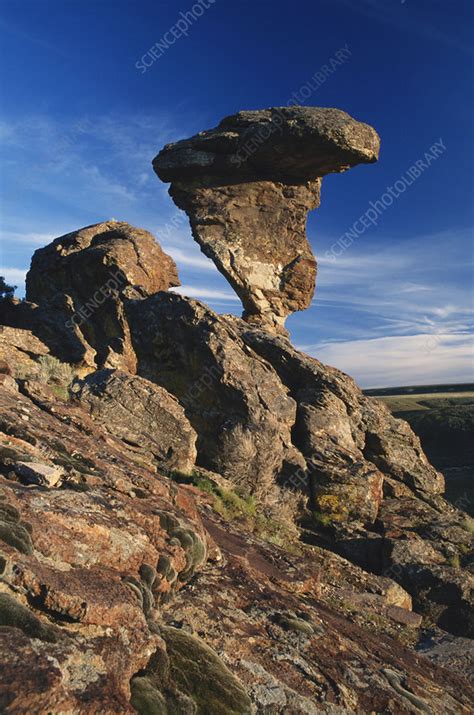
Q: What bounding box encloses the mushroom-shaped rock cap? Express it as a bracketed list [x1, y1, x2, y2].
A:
[154, 106, 380, 182]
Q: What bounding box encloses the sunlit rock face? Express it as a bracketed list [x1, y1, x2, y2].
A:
[23, 220, 179, 370]
[153, 106, 380, 332]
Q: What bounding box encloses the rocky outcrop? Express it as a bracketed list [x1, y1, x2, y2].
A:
[125, 295, 474, 637]
[0, 80, 472, 712]
[2, 221, 179, 371]
[236, 325, 445, 497]
[0, 356, 472, 713]
[3, 219, 470, 645]
[153, 106, 380, 331]
[126, 293, 304, 500]
[127, 293, 444, 510]
[75, 369, 197, 473]
[0, 326, 50, 384]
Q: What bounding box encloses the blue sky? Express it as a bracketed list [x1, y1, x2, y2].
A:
[0, 0, 473, 387]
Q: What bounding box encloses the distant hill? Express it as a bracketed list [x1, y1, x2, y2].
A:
[364, 383, 474, 397]
[368, 385, 474, 516]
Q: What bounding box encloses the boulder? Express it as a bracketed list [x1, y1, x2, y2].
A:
[75, 369, 197, 473]
[22, 221, 179, 370]
[15, 462, 64, 488]
[126, 292, 302, 499]
[153, 106, 380, 332]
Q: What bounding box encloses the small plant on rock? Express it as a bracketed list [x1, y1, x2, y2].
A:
[37, 355, 75, 400]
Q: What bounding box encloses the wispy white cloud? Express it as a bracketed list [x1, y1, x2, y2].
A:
[302, 333, 473, 388]
[3, 231, 57, 245]
[293, 227, 473, 385]
[171, 285, 239, 302]
[0, 113, 188, 219]
[163, 245, 216, 271]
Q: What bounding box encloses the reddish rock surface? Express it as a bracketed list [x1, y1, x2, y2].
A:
[0, 367, 472, 713]
[0, 203, 472, 712]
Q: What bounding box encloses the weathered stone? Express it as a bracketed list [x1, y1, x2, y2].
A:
[75, 369, 197, 473]
[154, 107, 380, 183]
[127, 293, 301, 499]
[418, 631, 474, 682]
[0, 325, 50, 380]
[239, 320, 444, 494]
[386, 605, 423, 628]
[153, 106, 380, 331]
[21, 221, 179, 370]
[0, 375, 472, 713]
[15, 461, 64, 488]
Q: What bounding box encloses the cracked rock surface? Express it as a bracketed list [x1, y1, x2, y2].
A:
[0, 355, 472, 712]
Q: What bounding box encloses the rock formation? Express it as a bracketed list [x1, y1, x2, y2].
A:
[126, 293, 305, 499]
[0, 107, 473, 712]
[1, 220, 179, 371]
[153, 107, 380, 331]
[75, 369, 197, 473]
[0, 329, 473, 712]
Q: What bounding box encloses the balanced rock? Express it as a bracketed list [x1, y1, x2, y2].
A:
[24, 221, 179, 370]
[153, 106, 380, 331]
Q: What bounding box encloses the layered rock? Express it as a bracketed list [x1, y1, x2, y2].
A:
[2, 221, 179, 371]
[0, 355, 472, 712]
[153, 106, 380, 331]
[4, 220, 471, 640]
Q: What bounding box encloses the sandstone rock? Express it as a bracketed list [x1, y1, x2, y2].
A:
[153, 106, 380, 331]
[76, 368, 197, 473]
[22, 221, 179, 370]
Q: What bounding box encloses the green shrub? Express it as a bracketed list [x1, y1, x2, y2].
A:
[36, 355, 75, 399]
[169, 470, 299, 550]
[461, 516, 474, 534]
[447, 553, 461, 569]
[37, 355, 74, 384]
